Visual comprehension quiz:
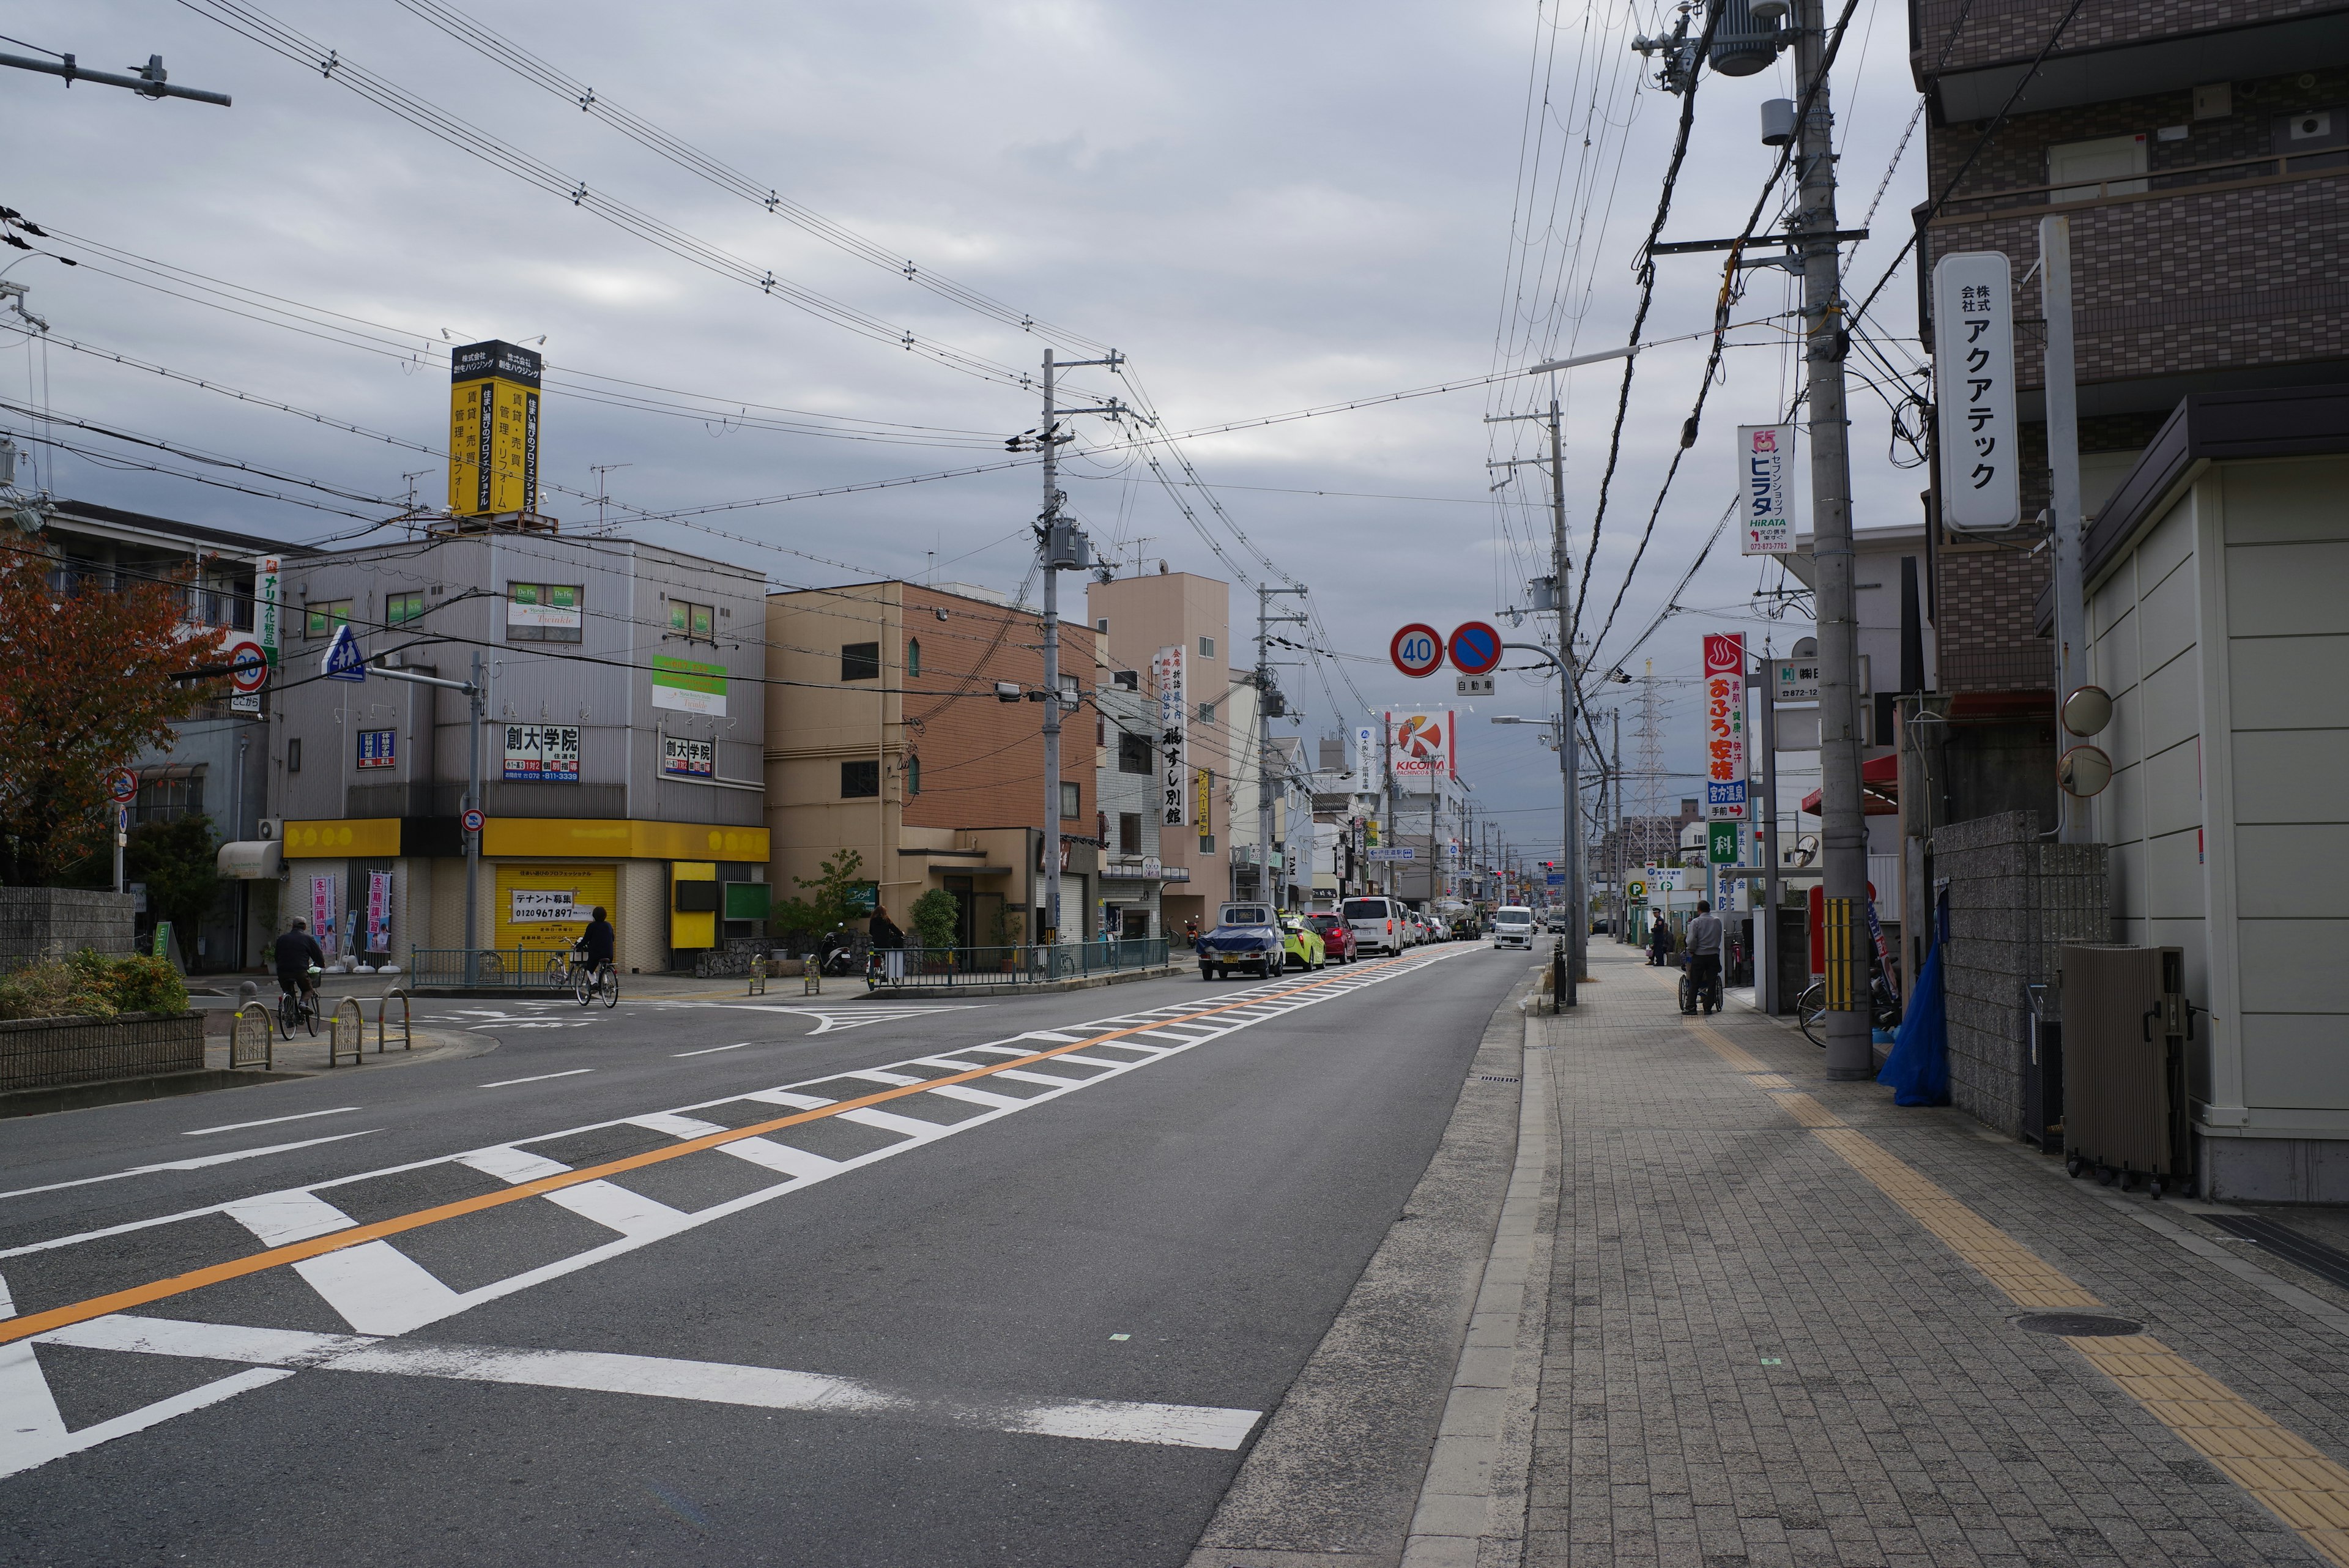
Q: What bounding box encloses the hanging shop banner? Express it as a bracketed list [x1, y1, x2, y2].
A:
[651, 655, 728, 717]
[355, 728, 397, 770]
[503, 723, 582, 782]
[1703, 633, 1747, 821]
[1930, 252, 2021, 533]
[310, 875, 336, 943]
[1737, 424, 1798, 555]
[661, 735, 716, 779]
[1387, 711, 1453, 779]
[236, 556, 281, 713]
[1353, 723, 1379, 793]
[1193, 767, 1212, 841]
[365, 871, 392, 955]
[1154, 645, 1188, 827]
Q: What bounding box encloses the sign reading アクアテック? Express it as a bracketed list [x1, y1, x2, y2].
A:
[1703, 634, 1746, 820]
[1930, 252, 2019, 533]
[1154, 645, 1188, 827]
[448, 340, 542, 518]
[661, 735, 716, 779]
[650, 656, 727, 717]
[1737, 424, 1797, 555]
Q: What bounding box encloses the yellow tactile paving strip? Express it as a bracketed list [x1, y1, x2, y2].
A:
[1671, 996, 2349, 1568]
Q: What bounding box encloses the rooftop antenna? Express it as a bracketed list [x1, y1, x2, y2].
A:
[590, 463, 631, 533]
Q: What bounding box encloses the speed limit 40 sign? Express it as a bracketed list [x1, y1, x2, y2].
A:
[1390, 623, 1443, 678]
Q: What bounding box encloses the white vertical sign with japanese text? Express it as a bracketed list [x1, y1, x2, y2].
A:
[1737, 425, 1797, 555]
[1154, 645, 1187, 827]
[1703, 633, 1747, 820]
[1353, 723, 1378, 793]
[1931, 251, 2021, 533]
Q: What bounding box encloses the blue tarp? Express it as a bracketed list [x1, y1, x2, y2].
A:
[1876, 943, 1949, 1107]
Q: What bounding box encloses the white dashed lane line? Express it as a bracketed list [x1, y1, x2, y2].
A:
[183, 1107, 359, 1137]
[478, 1069, 595, 1088]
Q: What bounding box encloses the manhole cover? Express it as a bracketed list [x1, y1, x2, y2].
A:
[2014, 1312, 2143, 1337]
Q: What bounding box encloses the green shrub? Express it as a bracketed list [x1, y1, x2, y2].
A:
[0, 948, 189, 1020]
[910, 888, 960, 950]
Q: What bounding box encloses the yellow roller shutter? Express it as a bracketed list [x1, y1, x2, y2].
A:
[493, 863, 618, 957]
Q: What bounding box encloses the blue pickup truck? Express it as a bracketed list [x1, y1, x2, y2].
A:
[1195, 902, 1284, 981]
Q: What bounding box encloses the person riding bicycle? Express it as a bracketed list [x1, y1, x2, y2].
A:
[577, 905, 616, 980]
[1683, 901, 1724, 1013]
[273, 918, 326, 1006]
[867, 903, 906, 984]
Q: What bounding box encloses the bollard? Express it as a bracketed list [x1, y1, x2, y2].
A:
[1551, 940, 1568, 1015]
[377, 988, 412, 1053]
[329, 997, 365, 1067]
[230, 1002, 275, 1070]
[748, 957, 768, 997]
[802, 965, 822, 997]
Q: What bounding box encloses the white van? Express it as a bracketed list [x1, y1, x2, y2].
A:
[1492, 905, 1536, 950]
[1344, 895, 1405, 957]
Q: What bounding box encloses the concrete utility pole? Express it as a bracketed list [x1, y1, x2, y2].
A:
[1757, 641, 1783, 1014]
[1256, 583, 1309, 905]
[1791, 0, 1870, 1080]
[358, 648, 485, 978]
[1033, 348, 1126, 946]
[2040, 215, 2090, 845]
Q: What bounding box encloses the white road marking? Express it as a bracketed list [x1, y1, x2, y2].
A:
[545, 1180, 692, 1240]
[294, 1242, 469, 1336]
[993, 1069, 1085, 1088]
[28, 1314, 1262, 1457]
[838, 1069, 924, 1087]
[223, 1190, 354, 1247]
[741, 1090, 835, 1110]
[0, 1334, 290, 1481]
[479, 1069, 595, 1088]
[629, 1113, 729, 1139]
[183, 1107, 358, 1137]
[459, 1146, 571, 1183]
[0, 1131, 380, 1202]
[837, 1108, 954, 1142]
[672, 1042, 748, 1057]
[715, 1138, 842, 1181]
[924, 1084, 1028, 1110]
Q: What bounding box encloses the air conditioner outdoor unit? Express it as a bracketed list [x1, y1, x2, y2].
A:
[258, 818, 281, 841]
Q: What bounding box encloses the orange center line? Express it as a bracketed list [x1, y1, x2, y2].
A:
[0, 950, 1438, 1348]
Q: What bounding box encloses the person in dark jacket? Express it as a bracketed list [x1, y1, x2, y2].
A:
[1647, 913, 1675, 967]
[273, 918, 326, 1000]
[869, 905, 905, 983]
[579, 907, 616, 974]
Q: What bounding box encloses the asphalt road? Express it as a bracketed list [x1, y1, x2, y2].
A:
[0, 943, 1524, 1567]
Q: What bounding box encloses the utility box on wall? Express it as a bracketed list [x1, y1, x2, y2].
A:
[2060, 945, 2191, 1198]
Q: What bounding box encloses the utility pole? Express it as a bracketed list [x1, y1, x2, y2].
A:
[1758, 639, 1783, 1014]
[1031, 348, 1127, 948]
[2041, 215, 2090, 845]
[1792, 0, 1869, 1079]
[1256, 582, 1309, 905]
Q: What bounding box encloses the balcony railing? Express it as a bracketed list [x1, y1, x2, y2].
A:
[1932, 147, 2348, 226]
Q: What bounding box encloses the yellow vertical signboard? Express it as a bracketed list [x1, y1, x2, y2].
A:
[447, 340, 542, 517]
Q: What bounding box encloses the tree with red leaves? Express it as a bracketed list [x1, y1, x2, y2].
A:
[0, 527, 228, 884]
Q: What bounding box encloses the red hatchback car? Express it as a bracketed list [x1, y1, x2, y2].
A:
[1304, 913, 1357, 964]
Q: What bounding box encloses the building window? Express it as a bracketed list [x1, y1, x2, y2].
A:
[134, 771, 205, 825]
[1060, 781, 1080, 820]
[841, 759, 880, 798]
[905, 637, 921, 677]
[508, 583, 584, 643]
[1118, 812, 1142, 853]
[1199, 833, 1215, 852]
[1200, 636, 1215, 658]
[841, 642, 880, 682]
[1096, 617, 1109, 633]
[905, 754, 921, 797]
[666, 599, 715, 642]
[2048, 133, 2147, 202]
[286, 738, 302, 773]
[1198, 700, 1216, 724]
[1117, 731, 1152, 775]
[303, 600, 351, 639]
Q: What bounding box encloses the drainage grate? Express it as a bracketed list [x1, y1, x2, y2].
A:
[2205, 1215, 2349, 1293]
[2014, 1312, 2144, 1337]
[1479, 1075, 1521, 1083]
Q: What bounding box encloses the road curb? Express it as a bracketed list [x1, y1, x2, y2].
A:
[1184, 964, 1540, 1568]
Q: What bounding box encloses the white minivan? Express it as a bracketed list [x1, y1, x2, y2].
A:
[1492, 905, 1536, 950]
[1345, 896, 1406, 957]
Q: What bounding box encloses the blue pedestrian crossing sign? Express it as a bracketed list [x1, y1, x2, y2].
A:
[321, 623, 367, 683]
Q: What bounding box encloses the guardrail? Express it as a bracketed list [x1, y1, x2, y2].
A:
[407, 948, 573, 989]
[328, 997, 365, 1067]
[876, 939, 1170, 990]
[229, 1002, 274, 1070]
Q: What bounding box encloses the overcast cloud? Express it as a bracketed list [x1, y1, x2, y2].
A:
[1, 0, 1929, 852]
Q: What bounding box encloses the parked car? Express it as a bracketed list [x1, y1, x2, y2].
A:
[1305, 912, 1357, 964]
[1198, 902, 1284, 980]
[1493, 904, 1536, 950]
[1278, 914, 1326, 972]
[1343, 895, 1406, 956]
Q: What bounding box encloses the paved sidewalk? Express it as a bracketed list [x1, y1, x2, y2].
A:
[1513, 942, 2349, 1567]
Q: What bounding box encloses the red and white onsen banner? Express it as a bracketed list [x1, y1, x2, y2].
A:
[1387, 710, 1455, 780]
[1702, 633, 1746, 820]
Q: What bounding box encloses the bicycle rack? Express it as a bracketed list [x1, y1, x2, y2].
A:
[377, 987, 412, 1053]
[328, 997, 366, 1067]
[229, 1002, 275, 1071]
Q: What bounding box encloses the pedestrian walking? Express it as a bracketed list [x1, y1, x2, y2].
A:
[1683, 901, 1724, 1014]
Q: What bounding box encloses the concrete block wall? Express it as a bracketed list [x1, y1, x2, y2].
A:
[1937, 811, 2110, 1136]
[0, 888, 135, 966]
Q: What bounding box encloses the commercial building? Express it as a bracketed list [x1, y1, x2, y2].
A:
[1087, 570, 1234, 931]
[1094, 660, 1182, 938]
[764, 579, 1106, 947]
[262, 522, 768, 976]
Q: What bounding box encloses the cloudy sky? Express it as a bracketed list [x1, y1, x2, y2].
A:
[1, 0, 1930, 857]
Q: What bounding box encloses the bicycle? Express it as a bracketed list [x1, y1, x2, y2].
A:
[1796, 974, 1903, 1045]
[278, 968, 321, 1038]
[573, 956, 618, 1008]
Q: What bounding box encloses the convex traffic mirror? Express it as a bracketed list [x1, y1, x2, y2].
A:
[2060, 684, 2113, 737]
[2059, 744, 2113, 798]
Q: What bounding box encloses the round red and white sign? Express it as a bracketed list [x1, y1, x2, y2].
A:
[1390, 623, 1444, 678]
[105, 768, 138, 804]
[226, 639, 269, 694]
[462, 808, 486, 834]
